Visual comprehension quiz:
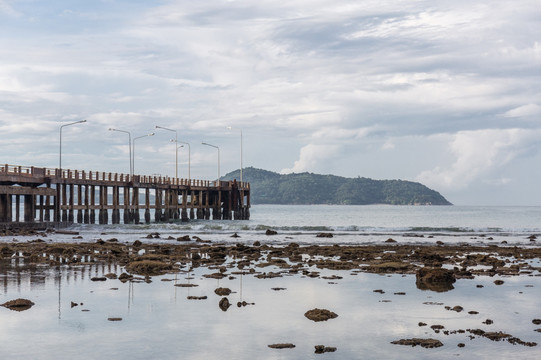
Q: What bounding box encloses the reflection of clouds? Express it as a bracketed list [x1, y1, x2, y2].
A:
[0, 263, 540, 359]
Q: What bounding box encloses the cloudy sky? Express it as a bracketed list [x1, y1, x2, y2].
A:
[1, 0, 540, 205]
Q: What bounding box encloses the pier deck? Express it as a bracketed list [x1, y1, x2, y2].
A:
[0, 164, 250, 228]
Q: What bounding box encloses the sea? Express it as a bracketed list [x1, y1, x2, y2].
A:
[54, 204, 541, 246]
[1, 205, 541, 360]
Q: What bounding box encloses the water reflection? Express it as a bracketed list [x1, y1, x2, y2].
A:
[0, 257, 540, 359]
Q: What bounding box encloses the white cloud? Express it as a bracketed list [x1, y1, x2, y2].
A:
[416, 128, 541, 190]
[281, 143, 340, 174]
[503, 104, 541, 118]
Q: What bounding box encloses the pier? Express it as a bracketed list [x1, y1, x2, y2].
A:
[0, 164, 250, 229]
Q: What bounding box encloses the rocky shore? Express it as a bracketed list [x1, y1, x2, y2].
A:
[2, 231, 540, 355]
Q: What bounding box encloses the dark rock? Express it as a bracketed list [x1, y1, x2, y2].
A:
[1, 298, 35, 311]
[133, 240, 142, 247]
[125, 260, 173, 276]
[215, 287, 232, 296]
[314, 345, 337, 353]
[533, 319, 541, 325]
[494, 280, 504, 285]
[107, 317, 122, 321]
[265, 229, 278, 235]
[219, 297, 231, 311]
[91, 277, 107, 281]
[416, 267, 455, 292]
[385, 238, 397, 243]
[268, 343, 295, 349]
[177, 235, 191, 242]
[187, 296, 207, 300]
[316, 233, 333, 238]
[391, 338, 443, 348]
[231, 233, 240, 238]
[175, 283, 198, 287]
[118, 273, 133, 283]
[304, 308, 338, 322]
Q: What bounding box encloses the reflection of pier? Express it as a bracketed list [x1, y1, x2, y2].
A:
[0, 164, 250, 228]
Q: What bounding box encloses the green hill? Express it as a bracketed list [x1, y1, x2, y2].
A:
[222, 167, 452, 205]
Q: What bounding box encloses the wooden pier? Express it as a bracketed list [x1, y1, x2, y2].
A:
[0, 164, 250, 229]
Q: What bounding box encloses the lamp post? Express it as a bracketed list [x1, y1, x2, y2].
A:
[109, 128, 132, 177]
[155, 125, 178, 179]
[171, 140, 191, 181]
[133, 133, 155, 174]
[59, 119, 87, 170]
[226, 126, 243, 183]
[202, 142, 220, 181]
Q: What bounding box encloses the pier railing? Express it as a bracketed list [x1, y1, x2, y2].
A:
[0, 164, 250, 190]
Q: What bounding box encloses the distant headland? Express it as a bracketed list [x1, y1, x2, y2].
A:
[222, 167, 452, 206]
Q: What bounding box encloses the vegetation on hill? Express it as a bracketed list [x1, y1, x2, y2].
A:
[222, 167, 452, 205]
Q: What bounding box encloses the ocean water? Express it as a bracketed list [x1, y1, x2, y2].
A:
[36, 205, 541, 246]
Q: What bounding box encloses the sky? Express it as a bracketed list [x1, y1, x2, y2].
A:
[0, 0, 540, 206]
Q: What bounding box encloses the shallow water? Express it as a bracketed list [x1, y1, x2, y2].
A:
[9, 205, 541, 248]
[1, 257, 540, 360]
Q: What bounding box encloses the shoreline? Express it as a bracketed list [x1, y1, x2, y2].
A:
[2, 232, 541, 279]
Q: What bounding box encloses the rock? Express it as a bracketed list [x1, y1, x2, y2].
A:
[416, 267, 455, 292]
[418, 322, 427, 327]
[107, 317, 122, 321]
[533, 319, 541, 325]
[231, 233, 241, 238]
[451, 305, 463, 312]
[253, 241, 261, 246]
[265, 229, 277, 235]
[125, 260, 173, 276]
[314, 345, 337, 353]
[373, 289, 385, 294]
[104, 273, 118, 279]
[316, 233, 333, 238]
[494, 280, 504, 285]
[391, 338, 443, 348]
[1, 298, 35, 311]
[304, 308, 338, 322]
[187, 296, 207, 300]
[268, 343, 295, 349]
[91, 277, 107, 281]
[71, 301, 78, 308]
[483, 319, 493, 325]
[385, 238, 397, 243]
[118, 273, 133, 283]
[177, 235, 191, 242]
[215, 287, 232, 296]
[457, 343, 465, 348]
[132, 240, 142, 247]
[175, 283, 199, 287]
[219, 297, 231, 311]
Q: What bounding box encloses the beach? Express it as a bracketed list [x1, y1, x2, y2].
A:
[1, 205, 541, 359]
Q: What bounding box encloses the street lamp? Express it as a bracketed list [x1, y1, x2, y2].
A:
[59, 119, 87, 170]
[171, 139, 191, 181]
[133, 133, 155, 174]
[202, 142, 220, 181]
[109, 128, 132, 177]
[155, 125, 178, 179]
[226, 126, 243, 183]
